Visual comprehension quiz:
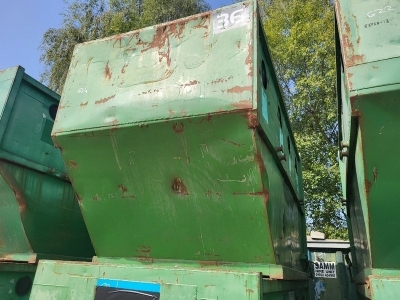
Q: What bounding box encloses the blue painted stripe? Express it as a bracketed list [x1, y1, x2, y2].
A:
[97, 279, 161, 293]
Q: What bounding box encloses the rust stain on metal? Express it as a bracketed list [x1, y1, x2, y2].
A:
[231, 100, 252, 109]
[136, 246, 152, 255]
[136, 257, 154, 263]
[245, 44, 253, 77]
[349, 54, 364, 65]
[347, 72, 353, 90]
[373, 166, 378, 182]
[80, 101, 88, 107]
[341, 22, 364, 67]
[172, 178, 189, 195]
[93, 194, 100, 201]
[68, 160, 78, 170]
[245, 111, 258, 128]
[193, 15, 210, 30]
[365, 180, 372, 195]
[52, 140, 63, 150]
[139, 124, 149, 128]
[172, 122, 185, 133]
[221, 139, 244, 147]
[53, 128, 64, 135]
[255, 151, 270, 206]
[138, 22, 186, 67]
[237, 40, 241, 49]
[227, 86, 252, 94]
[76, 193, 83, 204]
[181, 110, 187, 116]
[204, 253, 220, 257]
[110, 119, 119, 133]
[139, 68, 176, 85]
[117, 184, 134, 199]
[118, 184, 127, 194]
[198, 260, 229, 267]
[350, 95, 361, 116]
[197, 114, 212, 124]
[113, 34, 123, 48]
[182, 80, 199, 87]
[95, 94, 115, 105]
[104, 61, 112, 80]
[211, 76, 233, 84]
[58, 104, 70, 110]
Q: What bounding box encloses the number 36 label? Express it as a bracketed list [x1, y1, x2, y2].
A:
[212, 5, 250, 34]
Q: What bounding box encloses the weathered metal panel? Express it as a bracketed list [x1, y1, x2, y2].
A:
[335, 0, 400, 69]
[0, 67, 66, 178]
[29, 259, 309, 300]
[0, 160, 94, 261]
[336, 0, 400, 298]
[0, 66, 95, 298]
[0, 66, 94, 262]
[53, 0, 306, 272]
[354, 268, 400, 299]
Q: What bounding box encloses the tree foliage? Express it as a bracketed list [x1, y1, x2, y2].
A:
[260, 0, 347, 239]
[40, 0, 210, 92]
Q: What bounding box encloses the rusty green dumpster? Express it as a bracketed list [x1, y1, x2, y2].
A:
[335, 0, 400, 298]
[30, 1, 309, 299]
[0, 66, 95, 299]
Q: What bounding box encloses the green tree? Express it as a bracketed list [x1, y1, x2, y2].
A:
[141, 0, 211, 25]
[40, 0, 109, 93]
[260, 0, 347, 239]
[40, 0, 210, 92]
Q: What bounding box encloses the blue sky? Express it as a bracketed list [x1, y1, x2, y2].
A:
[0, 0, 234, 82]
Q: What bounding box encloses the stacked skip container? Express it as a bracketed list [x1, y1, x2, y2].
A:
[0, 66, 94, 299]
[30, 1, 309, 299]
[335, 0, 400, 299]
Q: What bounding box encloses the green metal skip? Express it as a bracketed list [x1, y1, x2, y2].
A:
[30, 1, 309, 299]
[335, 0, 400, 298]
[0, 66, 95, 299]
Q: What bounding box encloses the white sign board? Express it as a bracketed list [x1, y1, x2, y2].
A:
[313, 261, 336, 278]
[212, 4, 250, 34]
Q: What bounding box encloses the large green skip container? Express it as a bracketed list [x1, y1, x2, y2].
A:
[335, 0, 400, 298]
[0, 66, 95, 299]
[31, 1, 309, 299]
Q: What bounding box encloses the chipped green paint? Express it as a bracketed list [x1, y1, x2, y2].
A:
[0, 66, 95, 299]
[336, 0, 400, 298]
